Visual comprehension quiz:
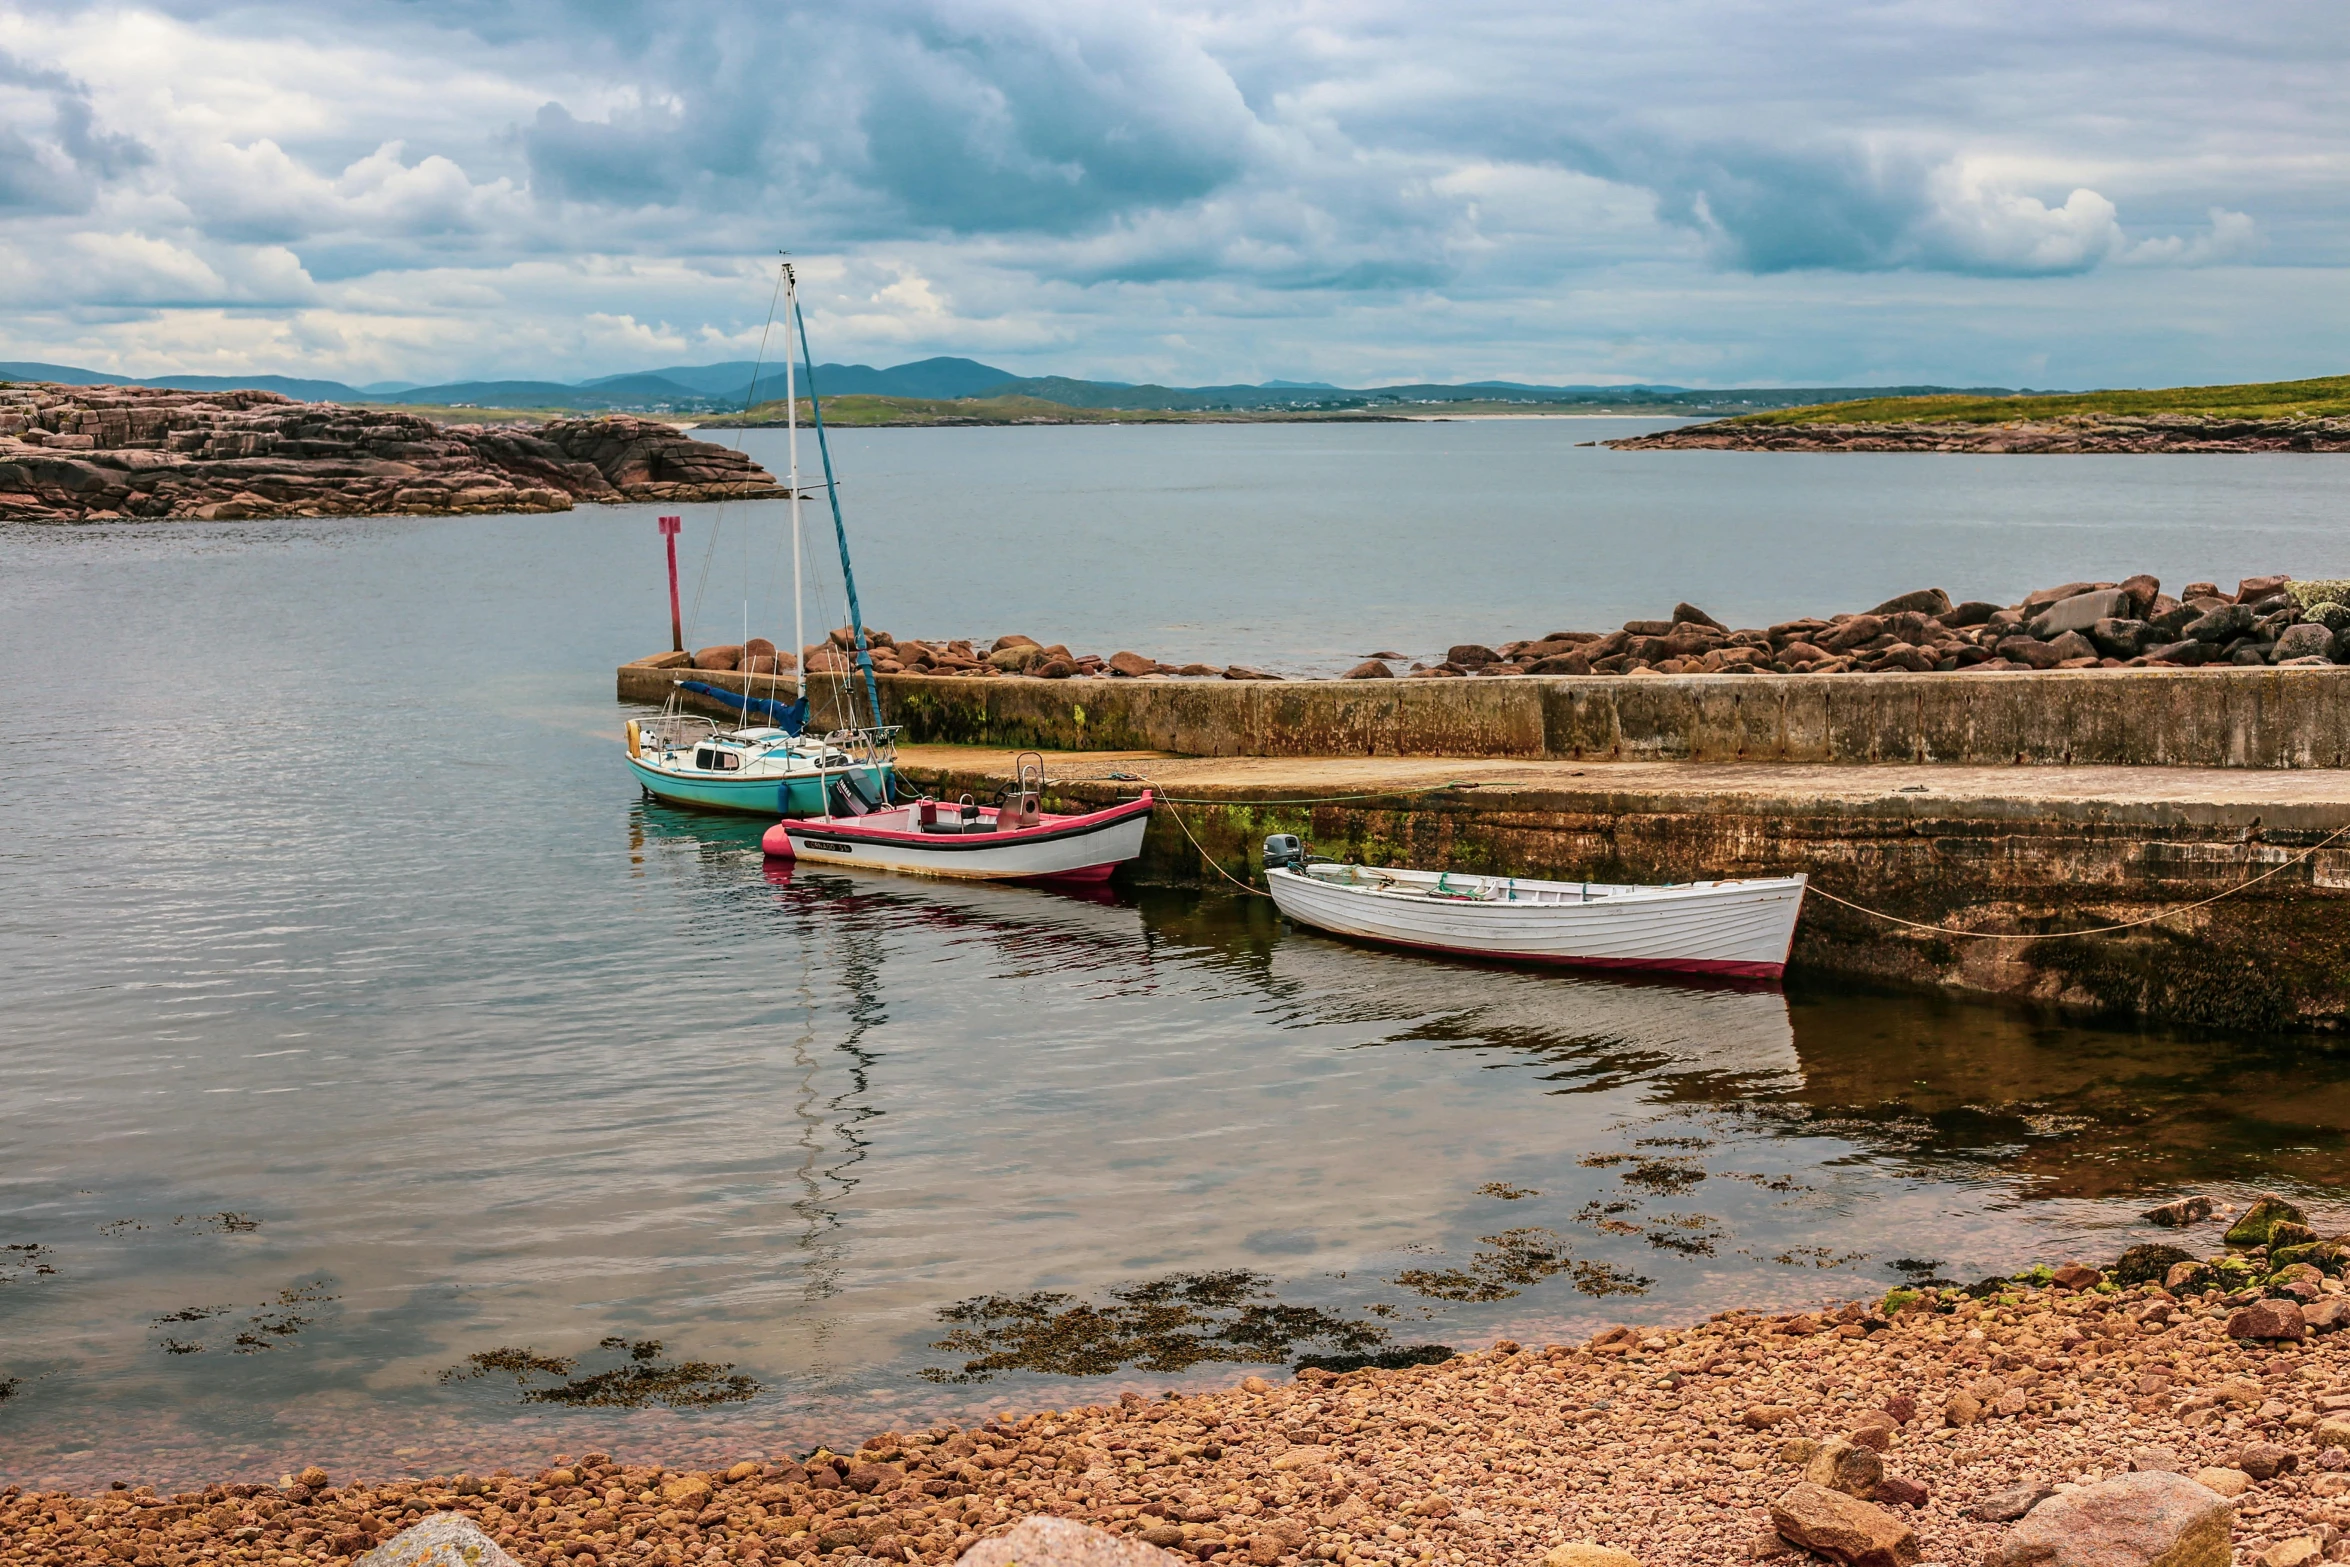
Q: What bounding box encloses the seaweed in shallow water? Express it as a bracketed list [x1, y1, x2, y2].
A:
[920, 1270, 1388, 1384]
[176, 1212, 261, 1233]
[2, 1243, 56, 1283]
[1477, 1183, 1538, 1200]
[1294, 1344, 1455, 1374]
[444, 1337, 758, 1408]
[1393, 1228, 1650, 1303]
[1619, 1160, 1707, 1196]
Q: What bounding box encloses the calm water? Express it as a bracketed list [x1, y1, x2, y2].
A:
[5, 420, 2350, 1492]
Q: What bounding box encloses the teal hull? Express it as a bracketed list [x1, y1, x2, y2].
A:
[625, 754, 893, 816]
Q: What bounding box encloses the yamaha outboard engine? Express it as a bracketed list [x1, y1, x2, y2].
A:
[1263, 833, 1305, 872]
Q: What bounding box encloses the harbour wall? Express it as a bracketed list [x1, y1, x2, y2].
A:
[892, 755, 2350, 1035]
[621, 654, 2350, 769]
[620, 655, 2350, 1029]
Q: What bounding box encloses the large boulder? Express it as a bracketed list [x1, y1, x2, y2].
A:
[1996, 636, 2063, 669]
[2030, 587, 2136, 639]
[2087, 617, 2152, 657]
[2226, 1194, 2309, 1246]
[2225, 1299, 2307, 1341]
[1989, 1472, 2232, 1567]
[956, 1517, 1185, 1566]
[2112, 1244, 2195, 1285]
[2273, 622, 2336, 662]
[1804, 1438, 1885, 1498]
[2185, 603, 2257, 644]
[1541, 1546, 1643, 1567]
[1867, 588, 1952, 617]
[356, 1515, 522, 1567]
[1768, 1481, 1918, 1567]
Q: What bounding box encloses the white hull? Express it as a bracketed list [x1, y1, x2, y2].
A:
[1266, 864, 1806, 978]
[767, 797, 1152, 883]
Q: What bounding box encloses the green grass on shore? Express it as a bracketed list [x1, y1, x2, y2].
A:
[1731, 374, 2350, 427]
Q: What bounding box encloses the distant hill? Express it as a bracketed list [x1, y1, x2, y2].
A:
[3, 354, 2030, 418]
[0, 362, 367, 401]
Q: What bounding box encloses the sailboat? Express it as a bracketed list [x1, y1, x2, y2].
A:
[624, 257, 897, 816]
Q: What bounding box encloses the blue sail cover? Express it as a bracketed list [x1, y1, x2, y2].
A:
[677, 680, 808, 734]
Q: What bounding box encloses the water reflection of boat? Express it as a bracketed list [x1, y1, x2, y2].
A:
[1262, 932, 1801, 1088]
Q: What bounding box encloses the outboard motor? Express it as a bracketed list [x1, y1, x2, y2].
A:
[1263, 833, 1305, 872]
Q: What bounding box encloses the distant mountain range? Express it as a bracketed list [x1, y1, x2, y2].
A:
[0, 355, 2023, 414]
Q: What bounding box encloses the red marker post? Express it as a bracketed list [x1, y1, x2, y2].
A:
[658, 515, 684, 652]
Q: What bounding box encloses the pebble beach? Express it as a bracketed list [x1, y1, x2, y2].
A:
[14, 1238, 2350, 1567]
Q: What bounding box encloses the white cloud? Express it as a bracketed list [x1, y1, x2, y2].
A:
[0, 0, 2341, 386]
[2121, 207, 2260, 266]
[1910, 166, 2124, 275]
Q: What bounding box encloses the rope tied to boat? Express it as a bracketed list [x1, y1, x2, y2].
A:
[1801, 819, 2350, 940]
[1056, 769, 1488, 896]
[1050, 766, 2350, 934]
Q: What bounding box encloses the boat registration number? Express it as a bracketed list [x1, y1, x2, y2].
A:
[802, 839, 855, 853]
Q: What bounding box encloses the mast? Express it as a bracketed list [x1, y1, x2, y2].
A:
[792, 291, 885, 733]
[785, 260, 805, 703]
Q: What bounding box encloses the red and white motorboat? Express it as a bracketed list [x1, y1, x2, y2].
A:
[761, 756, 1152, 884]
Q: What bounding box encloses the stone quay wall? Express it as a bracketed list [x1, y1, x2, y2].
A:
[622, 657, 2350, 770]
[884, 761, 2350, 1034]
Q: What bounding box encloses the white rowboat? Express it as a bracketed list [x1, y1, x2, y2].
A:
[1264, 859, 1807, 979]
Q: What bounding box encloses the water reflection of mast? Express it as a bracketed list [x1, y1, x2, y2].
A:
[785, 877, 888, 1360]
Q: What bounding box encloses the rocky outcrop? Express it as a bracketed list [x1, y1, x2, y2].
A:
[0, 381, 784, 522]
[1421, 573, 2350, 677]
[1607, 415, 2350, 453]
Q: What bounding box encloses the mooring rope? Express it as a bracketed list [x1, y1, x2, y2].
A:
[1156, 796, 1272, 897]
[1045, 769, 1488, 896]
[1032, 766, 2350, 934]
[1799, 820, 2350, 940]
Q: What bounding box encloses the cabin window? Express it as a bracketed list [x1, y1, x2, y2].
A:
[695, 748, 740, 771]
[695, 748, 715, 769]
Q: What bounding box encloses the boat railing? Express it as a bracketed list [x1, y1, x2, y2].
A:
[641, 713, 721, 751]
[823, 725, 902, 767]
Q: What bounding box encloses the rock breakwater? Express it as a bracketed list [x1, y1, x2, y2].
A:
[1419, 574, 2350, 678]
[1607, 416, 2350, 454]
[667, 574, 2350, 687]
[23, 1205, 2350, 1567]
[677, 628, 1265, 683]
[0, 382, 784, 523]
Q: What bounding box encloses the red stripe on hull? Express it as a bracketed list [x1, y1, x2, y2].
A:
[1306, 929, 1785, 982]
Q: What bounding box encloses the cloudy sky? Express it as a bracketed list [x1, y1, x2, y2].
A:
[1, 0, 2343, 388]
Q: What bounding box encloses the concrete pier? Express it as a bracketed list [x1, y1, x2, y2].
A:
[619, 657, 2350, 1030]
